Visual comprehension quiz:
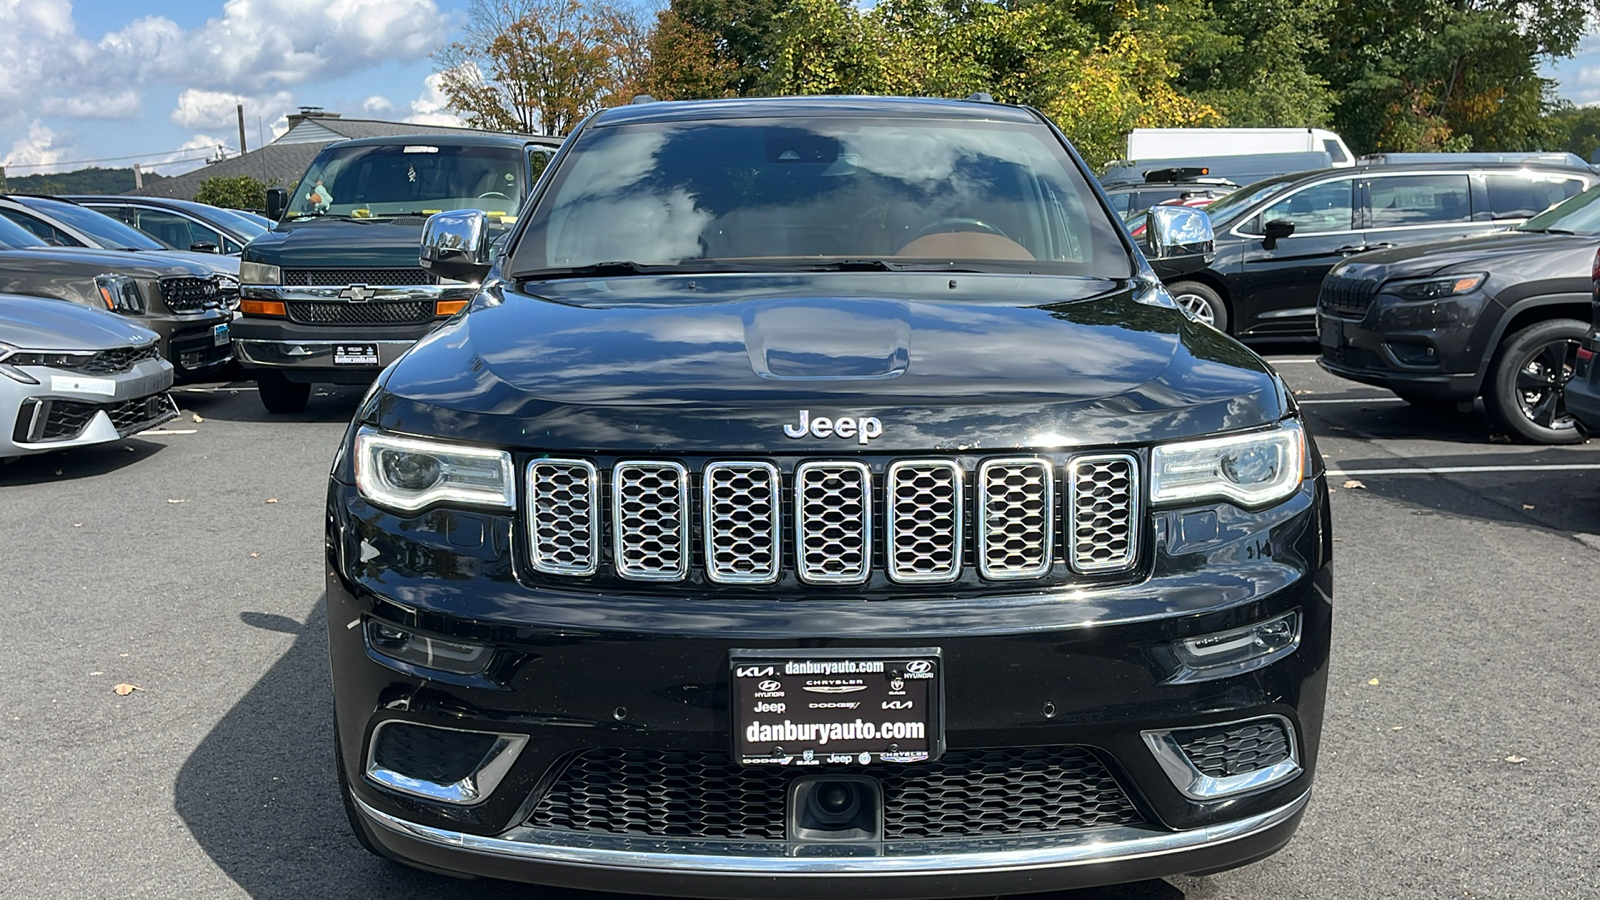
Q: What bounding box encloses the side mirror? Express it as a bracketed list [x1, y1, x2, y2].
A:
[189, 241, 219, 254]
[1146, 205, 1214, 259]
[421, 210, 491, 283]
[1262, 218, 1295, 250]
[265, 188, 288, 222]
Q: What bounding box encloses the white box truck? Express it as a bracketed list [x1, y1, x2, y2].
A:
[1126, 128, 1354, 166]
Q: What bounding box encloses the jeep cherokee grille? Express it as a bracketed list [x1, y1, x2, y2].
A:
[522, 455, 1143, 587]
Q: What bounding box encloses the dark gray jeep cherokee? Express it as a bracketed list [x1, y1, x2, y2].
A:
[326, 96, 1332, 896]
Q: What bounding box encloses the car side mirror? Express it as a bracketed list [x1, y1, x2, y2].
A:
[265, 187, 288, 222]
[189, 241, 219, 254]
[1146, 206, 1214, 259]
[421, 210, 491, 283]
[1262, 218, 1295, 250]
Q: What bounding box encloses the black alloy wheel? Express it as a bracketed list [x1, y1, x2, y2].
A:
[1484, 319, 1587, 444]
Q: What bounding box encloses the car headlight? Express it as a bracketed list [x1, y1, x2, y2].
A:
[1150, 419, 1306, 507]
[94, 274, 144, 314]
[1388, 272, 1486, 300]
[354, 426, 514, 512]
[239, 261, 281, 285]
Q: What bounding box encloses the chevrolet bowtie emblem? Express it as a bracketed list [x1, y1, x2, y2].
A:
[338, 284, 375, 302]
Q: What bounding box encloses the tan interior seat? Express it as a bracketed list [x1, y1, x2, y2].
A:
[896, 232, 1034, 260]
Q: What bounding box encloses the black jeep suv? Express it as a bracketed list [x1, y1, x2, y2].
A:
[326, 96, 1331, 896]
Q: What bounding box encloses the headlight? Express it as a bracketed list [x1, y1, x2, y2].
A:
[354, 426, 514, 512]
[239, 261, 281, 285]
[1388, 272, 1486, 300]
[1150, 419, 1305, 507]
[94, 274, 144, 314]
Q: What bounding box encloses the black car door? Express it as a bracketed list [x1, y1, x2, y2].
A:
[1233, 177, 1358, 336]
[1358, 173, 1478, 255]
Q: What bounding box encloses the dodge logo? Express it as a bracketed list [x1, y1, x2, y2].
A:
[783, 410, 883, 444]
[338, 284, 376, 303]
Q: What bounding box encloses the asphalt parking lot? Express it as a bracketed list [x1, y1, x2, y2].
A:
[4, 348, 1600, 900]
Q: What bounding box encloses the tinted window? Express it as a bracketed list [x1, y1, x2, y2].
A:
[514, 117, 1131, 278]
[18, 197, 168, 250]
[1106, 192, 1133, 216]
[0, 214, 48, 249]
[0, 209, 81, 246]
[287, 144, 526, 220]
[1520, 185, 1600, 234]
[1485, 173, 1586, 220]
[1256, 180, 1354, 234]
[135, 209, 220, 250]
[1369, 174, 1470, 227]
[1323, 139, 1349, 165]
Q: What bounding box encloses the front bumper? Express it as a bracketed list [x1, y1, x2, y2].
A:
[325, 468, 1332, 896]
[1315, 297, 1488, 401]
[2, 357, 177, 458]
[232, 317, 435, 383]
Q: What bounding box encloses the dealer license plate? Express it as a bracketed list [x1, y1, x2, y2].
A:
[212, 322, 229, 347]
[731, 649, 942, 766]
[333, 342, 380, 366]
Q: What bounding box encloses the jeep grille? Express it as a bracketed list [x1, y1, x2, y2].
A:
[703, 462, 781, 584]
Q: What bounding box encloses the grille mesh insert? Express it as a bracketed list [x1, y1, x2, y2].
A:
[886, 460, 962, 583]
[75, 344, 160, 375]
[795, 462, 870, 584]
[1068, 455, 1138, 572]
[977, 458, 1054, 579]
[372, 723, 498, 786]
[1176, 720, 1293, 778]
[612, 462, 689, 581]
[703, 462, 780, 584]
[282, 267, 438, 286]
[528, 460, 599, 576]
[285, 300, 435, 325]
[159, 276, 220, 312]
[528, 747, 1143, 841]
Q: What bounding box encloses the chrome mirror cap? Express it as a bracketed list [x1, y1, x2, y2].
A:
[421, 209, 492, 282]
[1147, 206, 1215, 259]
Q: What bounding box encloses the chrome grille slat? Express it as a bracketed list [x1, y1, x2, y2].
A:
[703, 462, 780, 584]
[977, 457, 1054, 580]
[612, 462, 690, 581]
[527, 460, 599, 576]
[1067, 454, 1139, 573]
[795, 461, 871, 585]
[886, 460, 962, 584]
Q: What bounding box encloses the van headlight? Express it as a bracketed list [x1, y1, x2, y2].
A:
[354, 427, 514, 512]
[1150, 420, 1306, 508]
[239, 261, 281, 285]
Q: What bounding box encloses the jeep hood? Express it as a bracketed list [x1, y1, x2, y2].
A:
[373, 273, 1290, 452]
[1335, 230, 1587, 280]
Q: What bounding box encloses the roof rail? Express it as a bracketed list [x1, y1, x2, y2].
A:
[630, 94, 657, 105]
[966, 92, 995, 103]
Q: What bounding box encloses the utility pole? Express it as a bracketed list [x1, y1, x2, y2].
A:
[132, 164, 144, 190]
[237, 104, 248, 154]
[0, 165, 7, 193]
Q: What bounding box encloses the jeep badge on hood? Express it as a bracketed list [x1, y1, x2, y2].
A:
[783, 410, 884, 443]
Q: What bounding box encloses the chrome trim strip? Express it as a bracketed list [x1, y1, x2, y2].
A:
[976, 456, 1055, 581]
[527, 459, 601, 577]
[241, 284, 473, 302]
[885, 459, 964, 584]
[234, 339, 416, 370]
[611, 461, 691, 582]
[364, 721, 528, 806]
[1065, 453, 1140, 574]
[703, 461, 782, 585]
[354, 789, 1310, 874]
[794, 460, 872, 585]
[1142, 715, 1302, 800]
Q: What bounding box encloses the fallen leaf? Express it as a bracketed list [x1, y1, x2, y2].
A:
[89, 671, 102, 676]
[1522, 503, 1535, 510]
[249, 552, 260, 558]
[112, 683, 144, 696]
[166, 498, 187, 504]
[1294, 389, 1313, 396]
[191, 413, 204, 423]
[124, 446, 136, 453]
[265, 498, 278, 504]
[72, 523, 81, 528]
[1489, 433, 1512, 444]
[1389, 726, 1403, 731]
[1367, 677, 1381, 686]
[1329, 425, 1348, 432]
[1342, 480, 1366, 490]
[1505, 755, 1527, 764]
[54, 469, 62, 476]
[118, 653, 128, 658]
[1327, 488, 1337, 494]
[1332, 537, 1344, 542]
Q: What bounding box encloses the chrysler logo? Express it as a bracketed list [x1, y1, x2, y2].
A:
[338, 284, 376, 303]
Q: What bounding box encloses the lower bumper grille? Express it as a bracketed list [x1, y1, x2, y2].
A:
[14, 393, 177, 442]
[283, 267, 439, 286]
[286, 300, 436, 325]
[528, 747, 1143, 841]
[170, 330, 231, 372]
[1175, 720, 1292, 778]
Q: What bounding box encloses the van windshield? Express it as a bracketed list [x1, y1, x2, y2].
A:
[286, 143, 525, 222]
[510, 116, 1133, 279]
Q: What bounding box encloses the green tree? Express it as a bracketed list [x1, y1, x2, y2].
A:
[194, 175, 269, 210]
[1175, 0, 1337, 128]
[643, 0, 786, 98]
[1545, 103, 1600, 161]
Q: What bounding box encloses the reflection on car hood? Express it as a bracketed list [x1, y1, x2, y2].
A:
[245, 220, 429, 268]
[0, 246, 217, 277]
[0, 293, 161, 351]
[1334, 230, 1588, 279]
[374, 273, 1289, 452]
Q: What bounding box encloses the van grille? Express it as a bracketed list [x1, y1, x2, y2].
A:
[282, 268, 439, 286]
[522, 455, 1142, 587]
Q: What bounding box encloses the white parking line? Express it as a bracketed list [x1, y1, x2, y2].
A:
[1300, 397, 1404, 405]
[1329, 463, 1600, 477]
[172, 386, 258, 393]
[1266, 357, 1323, 363]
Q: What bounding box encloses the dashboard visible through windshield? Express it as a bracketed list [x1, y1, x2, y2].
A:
[287, 144, 526, 222]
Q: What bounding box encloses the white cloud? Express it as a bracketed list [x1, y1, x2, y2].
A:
[40, 90, 141, 120]
[406, 72, 462, 126]
[172, 89, 297, 138]
[144, 134, 235, 175]
[362, 95, 396, 116]
[2, 120, 75, 173]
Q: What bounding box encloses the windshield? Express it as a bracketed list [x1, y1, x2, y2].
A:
[1519, 185, 1600, 234]
[18, 197, 170, 250]
[0, 215, 48, 249]
[511, 116, 1132, 278]
[1198, 175, 1301, 228]
[286, 143, 526, 221]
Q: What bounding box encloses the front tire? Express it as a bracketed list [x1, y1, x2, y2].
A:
[1483, 318, 1587, 444]
[256, 371, 310, 414]
[1168, 281, 1229, 332]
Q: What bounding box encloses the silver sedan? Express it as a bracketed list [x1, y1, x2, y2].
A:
[1, 294, 177, 462]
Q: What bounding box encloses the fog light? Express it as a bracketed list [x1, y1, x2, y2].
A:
[1166, 611, 1300, 684]
[365, 619, 492, 675]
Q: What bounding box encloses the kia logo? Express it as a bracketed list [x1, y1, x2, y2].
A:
[735, 666, 774, 678]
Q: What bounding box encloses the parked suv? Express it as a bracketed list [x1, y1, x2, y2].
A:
[0, 215, 232, 379]
[327, 96, 1332, 895]
[63, 195, 269, 255]
[233, 132, 561, 412]
[1320, 185, 1600, 443]
[1162, 163, 1596, 335]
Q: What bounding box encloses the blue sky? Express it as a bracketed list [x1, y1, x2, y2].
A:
[3, 1, 1599, 179]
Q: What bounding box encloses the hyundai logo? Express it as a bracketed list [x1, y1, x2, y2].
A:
[906, 660, 933, 675]
[758, 680, 781, 692]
